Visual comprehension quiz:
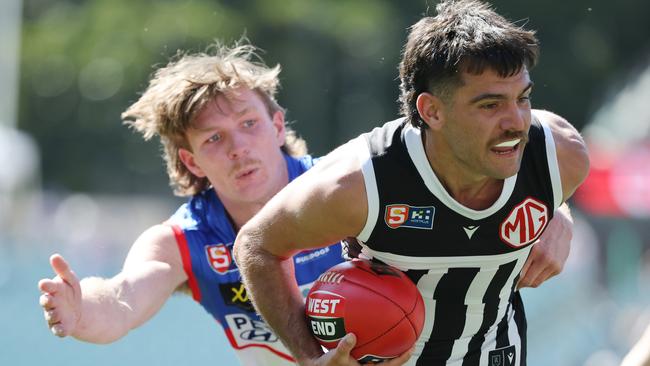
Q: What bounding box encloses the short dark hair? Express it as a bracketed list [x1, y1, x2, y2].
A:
[398, 0, 539, 128]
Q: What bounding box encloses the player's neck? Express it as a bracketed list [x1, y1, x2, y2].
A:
[221, 200, 265, 231]
[423, 132, 503, 210]
[442, 176, 503, 210]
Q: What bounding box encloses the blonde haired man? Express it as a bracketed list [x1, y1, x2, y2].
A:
[37, 41, 343, 366]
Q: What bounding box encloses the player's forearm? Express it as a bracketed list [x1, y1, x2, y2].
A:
[74, 264, 179, 343]
[235, 233, 324, 363]
[553, 202, 573, 242]
[556, 202, 572, 221]
[72, 276, 137, 343]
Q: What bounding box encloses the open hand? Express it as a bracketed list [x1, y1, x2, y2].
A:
[38, 254, 82, 337]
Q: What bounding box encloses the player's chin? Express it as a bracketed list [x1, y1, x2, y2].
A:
[235, 183, 273, 203]
[233, 173, 267, 192]
[488, 157, 523, 178]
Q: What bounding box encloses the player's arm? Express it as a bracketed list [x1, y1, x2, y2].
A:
[235, 144, 373, 365]
[38, 224, 187, 343]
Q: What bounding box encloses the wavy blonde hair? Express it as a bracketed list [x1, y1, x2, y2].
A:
[122, 41, 306, 196]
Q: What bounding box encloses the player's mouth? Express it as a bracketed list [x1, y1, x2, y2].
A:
[491, 138, 522, 155]
[234, 167, 259, 180]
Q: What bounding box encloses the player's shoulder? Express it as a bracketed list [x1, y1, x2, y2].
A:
[279, 136, 366, 214]
[532, 109, 574, 137]
[136, 224, 178, 249]
[532, 109, 590, 200]
[313, 140, 363, 182]
[124, 223, 183, 267]
[285, 153, 317, 178]
[168, 188, 228, 232]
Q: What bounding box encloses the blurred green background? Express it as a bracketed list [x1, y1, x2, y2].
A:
[2, 0, 649, 365]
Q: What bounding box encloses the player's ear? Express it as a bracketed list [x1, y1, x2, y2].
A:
[178, 148, 206, 178]
[271, 110, 286, 146]
[416, 92, 445, 130]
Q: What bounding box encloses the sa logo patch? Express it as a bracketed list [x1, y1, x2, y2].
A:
[205, 244, 232, 274]
[499, 197, 548, 248]
[385, 204, 435, 229]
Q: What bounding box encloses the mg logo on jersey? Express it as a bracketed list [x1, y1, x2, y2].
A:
[385, 204, 435, 229]
[205, 244, 232, 274]
[500, 197, 548, 248]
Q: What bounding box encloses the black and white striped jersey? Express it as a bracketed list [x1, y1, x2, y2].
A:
[348, 117, 563, 366]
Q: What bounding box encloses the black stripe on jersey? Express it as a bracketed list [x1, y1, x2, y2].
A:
[495, 304, 510, 349]
[462, 260, 518, 366]
[405, 270, 429, 287]
[513, 292, 527, 366]
[417, 268, 479, 365]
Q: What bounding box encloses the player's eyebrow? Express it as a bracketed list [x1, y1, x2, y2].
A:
[190, 107, 253, 132]
[469, 82, 534, 104]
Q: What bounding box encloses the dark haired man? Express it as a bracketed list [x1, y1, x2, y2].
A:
[234, 1, 589, 365]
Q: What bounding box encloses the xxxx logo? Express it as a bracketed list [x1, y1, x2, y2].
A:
[499, 197, 548, 248]
[219, 282, 254, 312]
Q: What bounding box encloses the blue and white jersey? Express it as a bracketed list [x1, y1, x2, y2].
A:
[167, 154, 343, 366]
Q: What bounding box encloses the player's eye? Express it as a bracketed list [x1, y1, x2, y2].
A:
[480, 102, 499, 110]
[243, 119, 257, 128]
[207, 133, 221, 143]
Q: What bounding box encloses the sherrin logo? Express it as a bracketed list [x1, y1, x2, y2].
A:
[205, 244, 232, 274]
[499, 197, 549, 248]
[316, 270, 344, 284]
[306, 290, 346, 342]
[385, 204, 435, 229]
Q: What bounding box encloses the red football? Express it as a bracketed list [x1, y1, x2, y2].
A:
[305, 259, 425, 363]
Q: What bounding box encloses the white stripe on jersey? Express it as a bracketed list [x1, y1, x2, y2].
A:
[406, 268, 448, 366]
[538, 117, 563, 209]
[507, 308, 523, 366]
[403, 124, 519, 221]
[358, 243, 531, 271]
[353, 136, 380, 243]
[447, 267, 495, 361]
[496, 249, 529, 325]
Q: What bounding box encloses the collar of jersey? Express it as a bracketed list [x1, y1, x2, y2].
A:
[403, 124, 517, 220]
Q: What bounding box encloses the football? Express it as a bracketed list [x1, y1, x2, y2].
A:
[305, 259, 425, 363]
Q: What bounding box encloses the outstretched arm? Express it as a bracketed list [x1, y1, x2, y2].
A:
[38, 224, 187, 343]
